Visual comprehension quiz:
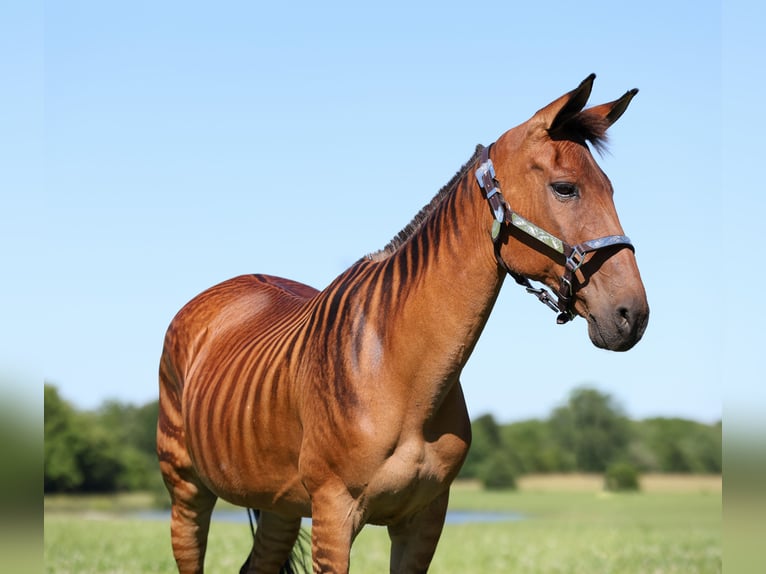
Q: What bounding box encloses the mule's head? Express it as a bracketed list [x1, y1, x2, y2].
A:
[491, 75, 648, 351]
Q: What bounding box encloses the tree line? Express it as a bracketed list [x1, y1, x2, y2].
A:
[45, 384, 161, 493]
[459, 387, 721, 487]
[44, 383, 721, 494]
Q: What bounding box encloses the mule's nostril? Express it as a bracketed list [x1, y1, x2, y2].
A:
[617, 307, 632, 332]
[618, 307, 630, 321]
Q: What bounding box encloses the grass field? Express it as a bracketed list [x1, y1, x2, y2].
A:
[44, 475, 721, 573]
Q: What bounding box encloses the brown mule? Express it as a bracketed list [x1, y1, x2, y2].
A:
[157, 74, 648, 573]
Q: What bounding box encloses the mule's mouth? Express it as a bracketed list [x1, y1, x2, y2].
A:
[586, 304, 649, 352]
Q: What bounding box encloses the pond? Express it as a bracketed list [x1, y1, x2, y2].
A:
[133, 508, 524, 526]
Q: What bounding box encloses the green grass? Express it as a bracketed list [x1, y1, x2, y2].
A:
[44, 479, 721, 573]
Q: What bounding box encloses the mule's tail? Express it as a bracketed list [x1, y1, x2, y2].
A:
[239, 509, 312, 574]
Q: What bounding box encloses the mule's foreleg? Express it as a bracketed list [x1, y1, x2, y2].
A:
[308, 485, 364, 573]
[387, 490, 449, 573]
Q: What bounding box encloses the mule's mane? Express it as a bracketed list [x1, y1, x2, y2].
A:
[551, 111, 611, 154]
[367, 144, 485, 262]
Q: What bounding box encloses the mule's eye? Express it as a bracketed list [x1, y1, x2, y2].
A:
[551, 182, 579, 199]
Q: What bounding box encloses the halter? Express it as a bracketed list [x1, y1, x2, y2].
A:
[474, 146, 634, 325]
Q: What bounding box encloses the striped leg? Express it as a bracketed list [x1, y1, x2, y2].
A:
[241, 511, 302, 574]
[387, 490, 449, 573]
[308, 486, 362, 573]
[163, 467, 217, 574]
[158, 377, 217, 573]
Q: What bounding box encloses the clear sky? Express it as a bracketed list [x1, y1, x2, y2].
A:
[6, 0, 757, 425]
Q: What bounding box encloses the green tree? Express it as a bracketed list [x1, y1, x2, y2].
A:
[625, 424, 661, 471]
[45, 385, 160, 493]
[460, 414, 502, 479]
[97, 400, 158, 489]
[479, 450, 518, 490]
[502, 419, 574, 473]
[134, 400, 159, 456]
[75, 410, 126, 492]
[549, 386, 631, 472]
[604, 462, 640, 491]
[637, 418, 721, 473]
[44, 384, 84, 491]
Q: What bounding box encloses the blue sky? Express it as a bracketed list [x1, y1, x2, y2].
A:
[5, 0, 758, 424]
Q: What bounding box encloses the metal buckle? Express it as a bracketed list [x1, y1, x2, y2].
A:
[566, 245, 587, 273]
[559, 275, 574, 298]
[475, 159, 496, 194]
[476, 158, 506, 240]
[525, 285, 560, 313]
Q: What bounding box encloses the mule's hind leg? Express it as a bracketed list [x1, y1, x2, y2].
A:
[158, 402, 217, 572]
[158, 350, 219, 572]
[240, 511, 303, 574]
[161, 462, 218, 574]
[387, 490, 450, 573]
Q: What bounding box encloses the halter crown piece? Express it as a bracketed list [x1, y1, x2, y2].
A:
[474, 146, 634, 325]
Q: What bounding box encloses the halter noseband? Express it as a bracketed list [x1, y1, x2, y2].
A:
[475, 146, 634, 325]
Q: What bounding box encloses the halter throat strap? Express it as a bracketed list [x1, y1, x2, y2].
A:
[474, 146, 634, 324]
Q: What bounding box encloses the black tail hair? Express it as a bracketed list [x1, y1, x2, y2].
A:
[239, 509, 312, 574]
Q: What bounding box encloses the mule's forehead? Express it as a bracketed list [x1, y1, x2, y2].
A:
[498, 122, 606, 181]
[547, 138, 604, 174]
[549, 140, 613, 195]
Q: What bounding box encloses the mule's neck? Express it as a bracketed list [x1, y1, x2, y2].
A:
[366, 163, 505, 402]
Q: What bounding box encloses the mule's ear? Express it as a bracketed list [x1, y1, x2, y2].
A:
[542, 74, 596, 131]
[586, 88, 639, 126]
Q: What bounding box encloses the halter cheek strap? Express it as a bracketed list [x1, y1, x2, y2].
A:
[474, 146, 634, 324]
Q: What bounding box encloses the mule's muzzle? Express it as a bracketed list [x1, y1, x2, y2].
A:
[587, 298, 649, 352]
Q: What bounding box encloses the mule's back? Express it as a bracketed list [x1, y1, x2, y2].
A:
[160, 274, 317, 389]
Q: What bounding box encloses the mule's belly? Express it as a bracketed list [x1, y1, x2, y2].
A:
[185, 418, 312, 516]
[212, 475, 312, 517]
[182, 361, 311, 516]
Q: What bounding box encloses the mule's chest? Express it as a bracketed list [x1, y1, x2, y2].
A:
[362, 431, 469, 525]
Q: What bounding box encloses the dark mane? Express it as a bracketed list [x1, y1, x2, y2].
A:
[551, 111, 610, 155]
[367, 144, 485, 261]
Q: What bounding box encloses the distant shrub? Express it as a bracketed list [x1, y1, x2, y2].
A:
[479, 451, 518, 490]
[604, 462, 640, 492]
